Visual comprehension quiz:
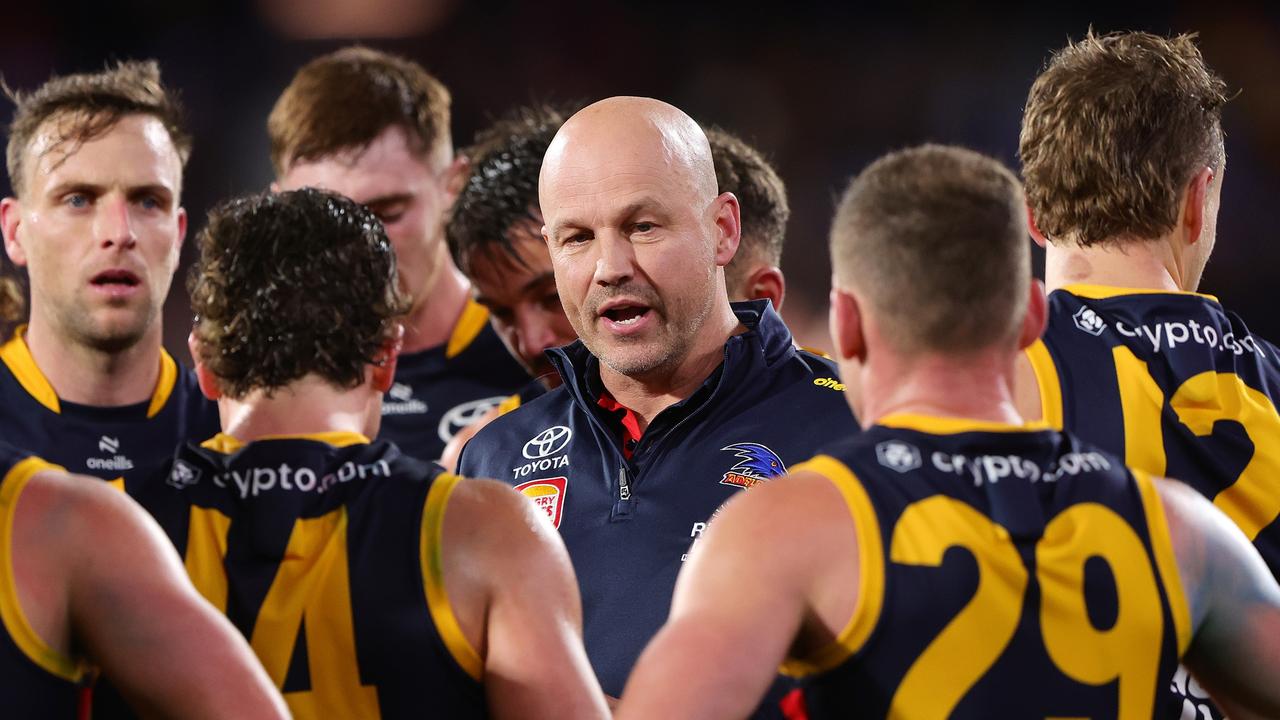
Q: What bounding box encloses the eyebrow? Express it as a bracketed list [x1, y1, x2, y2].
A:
[520, 270, 557, 294]
[357, 192, 414, 209]
[548, 197, 663, 237]
[44, 181, 174, 199]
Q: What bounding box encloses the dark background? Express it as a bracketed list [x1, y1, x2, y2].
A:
[3, 0, 1279, 353]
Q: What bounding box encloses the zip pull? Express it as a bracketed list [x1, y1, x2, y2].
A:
[611, 463, 635, 521]
[619, 464, 632, 500]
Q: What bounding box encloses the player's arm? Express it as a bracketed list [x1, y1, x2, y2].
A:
[18, 470, 289, 720]
[1157, 477, 1280, 718]
[442, 477, 609, 720]
[616, 470, 860, 720]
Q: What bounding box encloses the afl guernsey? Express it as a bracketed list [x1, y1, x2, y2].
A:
[787, 415, 1188, 719]
[0, 327, 218, 488]
[380, 299, 529, 461]
[133, 434, 485, 720]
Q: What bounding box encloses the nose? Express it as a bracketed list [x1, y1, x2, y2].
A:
[94, 193, 137, 249]
[593, 231, 634, 287]
[515, 307, 562, 365]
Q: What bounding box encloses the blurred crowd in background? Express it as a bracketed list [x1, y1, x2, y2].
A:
[4, 0, 1280, 352]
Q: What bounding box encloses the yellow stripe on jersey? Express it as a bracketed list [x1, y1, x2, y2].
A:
[445, 299, 491, 360]
[1060, 283, 1218, 303]
[1025, 340, 1064, 429]
[495, 393, 522, 417]
[184, 506, 232, 613]
[146, 350, 178, 418]
[0, 456, 86, 682]
[1132, 470, 1192, 656]
[0, 327, 60, 412]
[780, 455, 884, 678]
[1112, 347, 1168, 476]
[878, 412, 1049, 435]
[0, 325, 182, 416]
[200, 431, 372, 454]
[421, 473, 483, 681]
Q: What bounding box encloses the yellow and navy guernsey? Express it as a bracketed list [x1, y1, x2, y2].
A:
[788, 415, 1189, 719]
[0, 327, 219, 488]
[0, 442, 86, 716]
[380, 299, 530, 461]
[131, 433, 485, 720]
[1027, 286, 1280, 575]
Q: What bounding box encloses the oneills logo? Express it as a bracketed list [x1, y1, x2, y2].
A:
[515, 476, 567, 529]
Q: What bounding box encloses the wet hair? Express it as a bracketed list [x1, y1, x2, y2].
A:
[706, 127, 789, 288]
[268, 46, 452, 174]
[832, 144, 1028, 354]
[5, 59, 190, 198]
[446, 103, 570, 274]
[1020, 31, 1229, 247]
[189, 188, 409, 398]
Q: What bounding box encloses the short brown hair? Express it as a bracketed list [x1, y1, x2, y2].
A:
[707, 127, 789, 289]
[5, 59, 190, 197]
[1020, 31, 1229, 247]
[832, 144, 1028, 354]
[268, 46, 451, 175]
[188, 188, 409, 399]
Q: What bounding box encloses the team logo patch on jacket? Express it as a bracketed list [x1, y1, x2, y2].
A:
[720, 443, 788, 489]
[515, 476, 568, 529]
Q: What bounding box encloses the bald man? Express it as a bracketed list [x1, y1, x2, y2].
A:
[457, 97, 858, 716]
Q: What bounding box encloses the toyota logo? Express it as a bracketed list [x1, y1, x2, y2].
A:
[437, 396, 505, 443]
[523, 426, 573, 459]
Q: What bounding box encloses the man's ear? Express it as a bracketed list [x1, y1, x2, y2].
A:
[712, 192, 742, 268]
[1182, 166, 1213, 247]
[829, 286, 865, 363]
[176, 206, 188, 250]
[188, 331, 222, 401]
[1018, 279, 1048, 350]
[443, 155, 470, 204]
[371, 323, 405, 393]
[1, 197, 28, 267]
[739, 265, 786, 312]
[1026, 204, 1048, 249]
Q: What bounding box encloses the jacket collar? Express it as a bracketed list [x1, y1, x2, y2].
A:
[547, 299, 796, 412]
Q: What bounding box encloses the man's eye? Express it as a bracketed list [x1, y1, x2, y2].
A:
[541, 293, 562, 310]
[376, 211, 404, 224]
[139, 195, 162, 210]
[65, 194, 89, 209]
[633, 222, 655, 233]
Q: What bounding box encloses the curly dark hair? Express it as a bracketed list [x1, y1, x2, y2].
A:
[706, 126, 789, 289]
[446, 103, 572, 273]
[188, 188, 409, 398]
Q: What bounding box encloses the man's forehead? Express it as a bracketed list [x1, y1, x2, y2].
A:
[28, 113, 182, 189]
[543, 159, 693, 215]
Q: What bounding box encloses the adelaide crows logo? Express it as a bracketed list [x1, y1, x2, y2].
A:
[720, 443, 788, 489]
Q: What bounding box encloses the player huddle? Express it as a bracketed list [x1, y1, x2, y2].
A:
[0, 28, 1276, 720]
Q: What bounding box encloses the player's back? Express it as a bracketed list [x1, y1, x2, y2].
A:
[0, 442, 86, 716]
[789, 415, 1186, 719]
[1029, 284, 1280, 575]
[132, 433, 485, 720]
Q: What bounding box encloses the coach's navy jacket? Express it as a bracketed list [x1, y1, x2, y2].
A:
[458, 300, 859, 706]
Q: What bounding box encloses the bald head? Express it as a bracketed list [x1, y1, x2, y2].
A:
[540, 97, 718, 213]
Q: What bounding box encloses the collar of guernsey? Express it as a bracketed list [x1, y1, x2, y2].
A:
[548, 298, 796, 409]
[199, 431, 372, 454]
[0, 325, 178, 417]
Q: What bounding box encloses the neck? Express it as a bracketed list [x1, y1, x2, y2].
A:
[1044, 235, 1188, 293]
[23, 317, 162, 406]
[402, 251, 472, 355]
[599, 302, 740, 431]
[858, 348, 1024, 428]
[217, 375, 381, 441]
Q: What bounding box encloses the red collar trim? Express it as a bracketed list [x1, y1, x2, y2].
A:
[596, 390, 642, 459]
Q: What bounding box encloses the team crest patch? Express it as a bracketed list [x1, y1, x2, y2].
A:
[720, 443, 787, 489]
[515, 477, 568, 529]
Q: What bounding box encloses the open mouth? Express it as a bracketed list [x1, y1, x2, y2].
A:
[601, 304, 649, 326]
[90, 269, 141, 288]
